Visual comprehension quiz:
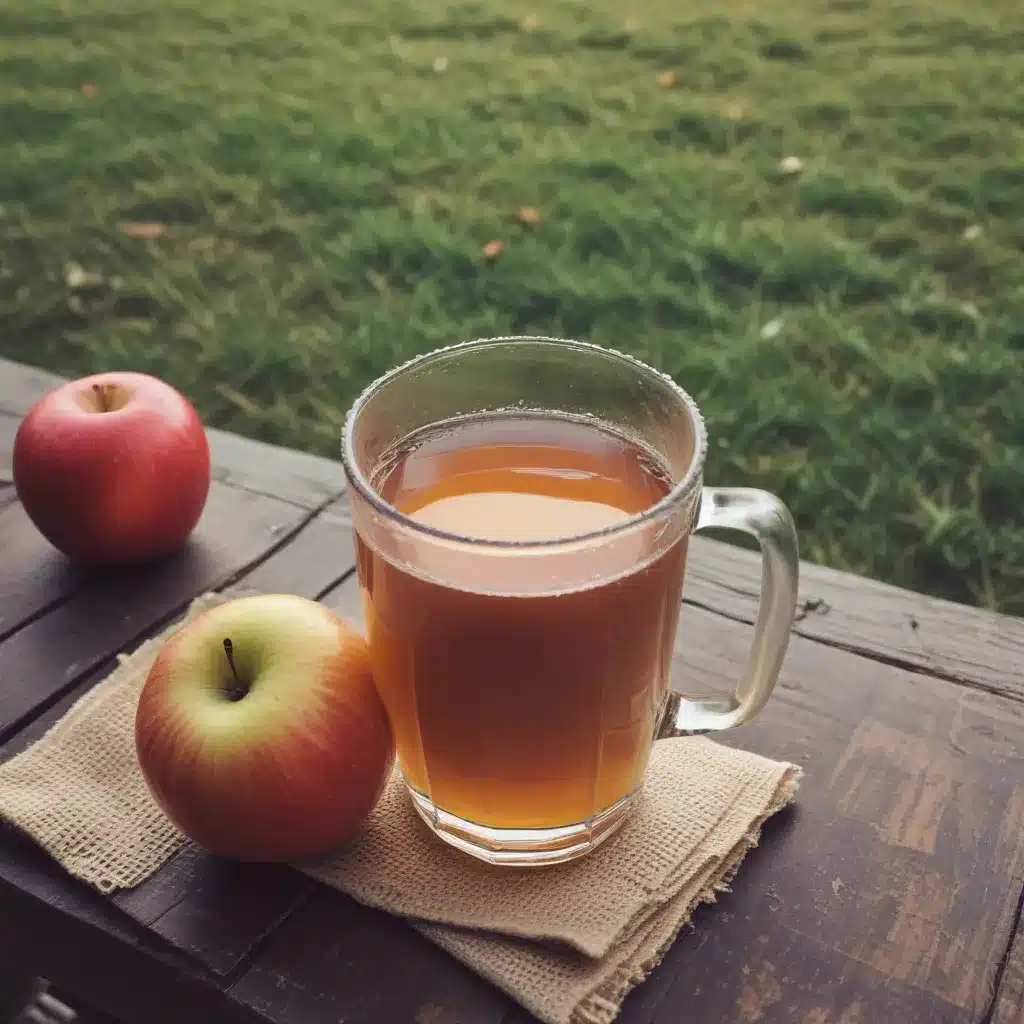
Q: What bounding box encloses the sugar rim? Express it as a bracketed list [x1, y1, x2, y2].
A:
[340, 336, 708, 551]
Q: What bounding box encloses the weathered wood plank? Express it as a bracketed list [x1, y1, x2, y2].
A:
[0, 410, 17, 480]
[992, 897, 1024, 1023]
[0, 828, 259, 1024]
[0, 508, 359, 760]
[0, 500, 94, 639]
[641, 614, 1023, 1022]
[625, 909, 975, 1024]
[682, 539, 1024, 704]
[229, 505, 355, 603]
[0, 356, 346, 511]
[0, 482, 307, 743]
[5, 707, 316, 979]
[227, 885, 513, 1024]
[205, 428, 345, 512]
[303, 573, 1024, 1024]
[0, 360, 68, 415]
[112, 847, 316, 979]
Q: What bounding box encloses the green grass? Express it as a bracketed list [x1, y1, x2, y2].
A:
[1, 0, 1022, 613]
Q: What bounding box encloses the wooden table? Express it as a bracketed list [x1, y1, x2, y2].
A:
[0, 355, 1021, 1024]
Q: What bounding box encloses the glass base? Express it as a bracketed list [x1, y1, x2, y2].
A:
[406, 785, 639, 866]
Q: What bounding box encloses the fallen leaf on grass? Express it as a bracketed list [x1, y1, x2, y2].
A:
[365, 269, 389, 293]
[657, 71, 678, 88]
[778, 155, 804, 175]
[482, 240, 504, 259]
[65, 262, 88, 289]
[81, 83, 98, 99]
[521, 13, 538, 32]
[963, 224, 983, 241]
[118, 221, 166, 239]
[516, 206, 541, 225]
[63, 261, 104, 290]
[760, 317, 784, 341]
[120, 318, 154, 333]
[215, 383, 262, 415]
[433, 56, 449, 73]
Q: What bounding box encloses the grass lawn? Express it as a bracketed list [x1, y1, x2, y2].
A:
[1, 0, 1022, 612]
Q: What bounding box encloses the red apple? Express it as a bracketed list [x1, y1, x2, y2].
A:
[135, 594, 394, 862]
[13, 370, 210, 565]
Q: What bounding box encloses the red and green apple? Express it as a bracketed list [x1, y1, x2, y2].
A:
[135, 594, 394, 862]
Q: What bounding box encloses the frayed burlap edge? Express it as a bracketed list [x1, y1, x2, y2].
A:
[411, 766, 800, 1024]
[569, 766, 801, 1024]
[0, 593, 224, 893]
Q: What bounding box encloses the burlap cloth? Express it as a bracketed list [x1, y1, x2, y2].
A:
[0, 594, 801, 1024]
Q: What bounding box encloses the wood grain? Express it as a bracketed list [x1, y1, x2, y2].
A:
[0, 356, 347, 511]
[646, 608, 1024, 1022]
[227, 885, 513, 1024]
[994, 912, 1024, 1023]
[624, 909, 975, 1024]
[0, 481, 305, 743]
[314, 572, 1024, 1024]
[0, 508, 359, 761]
[0, 500, 95, 639]
[232, 504, 355, 601]
[204, 428, 346, 511]
[990, 781, 1024, 1023]
[682, 539, 1024, 703]
[0, 410, 17, 480]
[112, 847, 316, 978]
[0, 828, 259, 1024]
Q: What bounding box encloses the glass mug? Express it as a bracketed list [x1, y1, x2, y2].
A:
[341, 337, 799, 866]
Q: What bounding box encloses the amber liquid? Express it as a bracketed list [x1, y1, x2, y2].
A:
[355, 414, 688, 829]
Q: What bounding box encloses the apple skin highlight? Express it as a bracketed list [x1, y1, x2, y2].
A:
[135, 595, 395, 862]
[13, 370, 210, 565]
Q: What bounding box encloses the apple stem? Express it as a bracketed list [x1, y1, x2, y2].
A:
[91, 382, 109, 413]
[222, 638, 248, 701]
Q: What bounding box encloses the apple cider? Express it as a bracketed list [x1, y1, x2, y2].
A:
[354, 412, 689, 830]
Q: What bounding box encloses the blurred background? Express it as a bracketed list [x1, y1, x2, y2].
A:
[0, 0, 1022, 618]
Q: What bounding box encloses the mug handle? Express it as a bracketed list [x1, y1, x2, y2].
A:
[657, 487, 800, 738]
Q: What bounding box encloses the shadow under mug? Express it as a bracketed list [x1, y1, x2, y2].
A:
[341, 337, 799, 866]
